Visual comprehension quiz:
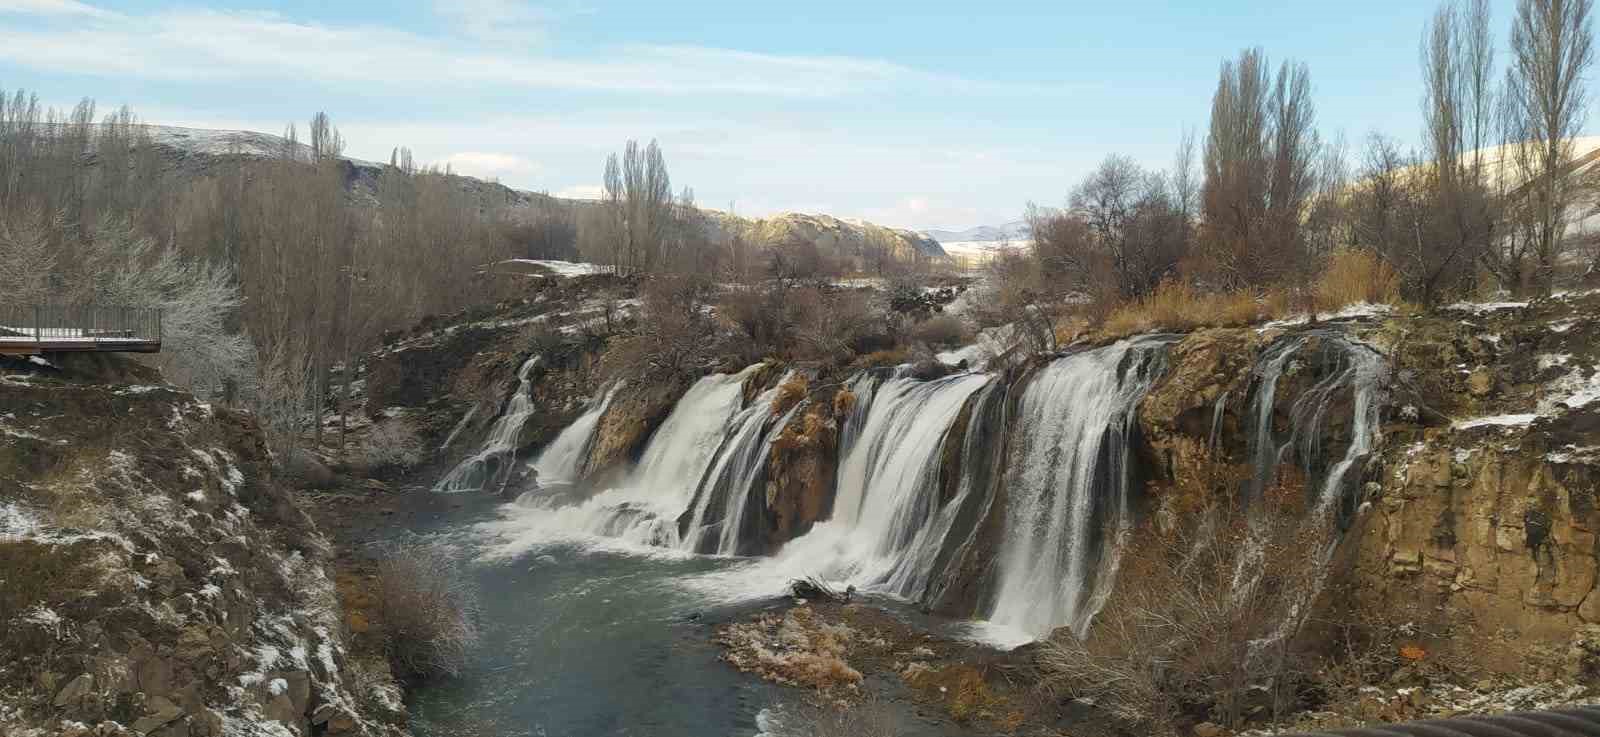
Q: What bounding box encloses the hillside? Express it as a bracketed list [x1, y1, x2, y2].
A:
[132, 124, 945, 265]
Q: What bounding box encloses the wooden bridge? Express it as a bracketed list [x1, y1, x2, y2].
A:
[0, 305, 162, 356]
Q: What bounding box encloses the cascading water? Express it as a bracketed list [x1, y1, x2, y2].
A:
[679, 372, 797, 555]
[753, 370, 994, 596]
[986, 337, 1173, 639]
[519, 367, 759, 547]
[1243, 330, 1386, 516]
[435, 356, 543, 493]
[529, 382, 622, 487]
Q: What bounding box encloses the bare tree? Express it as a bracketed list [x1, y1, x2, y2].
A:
[1199, 48, 1321, 291]
[1507, 0, 1596, 293]
[1410, 0, 1498, 304]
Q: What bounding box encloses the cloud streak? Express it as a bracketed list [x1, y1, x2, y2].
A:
[0, 3, 1038, 99]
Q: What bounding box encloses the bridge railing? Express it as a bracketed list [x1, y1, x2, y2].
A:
[0, 304, 163, 345]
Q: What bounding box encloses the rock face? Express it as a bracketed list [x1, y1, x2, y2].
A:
[583, 375, 693, 482]
[0, 356, 405, 736]
[761, 394, 842, 552]
[1344, 294, 1600, 677]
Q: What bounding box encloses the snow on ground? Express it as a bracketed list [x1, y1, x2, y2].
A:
[1444, 300, 1529, 313]
[1453, 413, 1539, 430]
[493, 259, 606, 277]
[936, 239, 1029, 264]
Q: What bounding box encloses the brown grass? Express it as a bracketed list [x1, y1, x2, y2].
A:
[1314, 248, 1400, 313]
[1101, 280, 1283, 338]
[772, 374, 809, 417]
[853, 348, 910, 369]
[832, 388, 857, 417]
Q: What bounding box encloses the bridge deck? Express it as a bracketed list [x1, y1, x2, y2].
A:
[0, 306, 163, 356]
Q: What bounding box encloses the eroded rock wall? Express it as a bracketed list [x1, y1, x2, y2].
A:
[0, 356, 406, 737]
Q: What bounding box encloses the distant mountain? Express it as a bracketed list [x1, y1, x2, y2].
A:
[922, 220, 1030, 244]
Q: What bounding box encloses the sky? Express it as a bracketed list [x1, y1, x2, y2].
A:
[0, 0, 1537, 231]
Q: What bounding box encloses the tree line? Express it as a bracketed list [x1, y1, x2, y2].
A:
[0, 95, 585, 455]
[1010, 0, 1598, 335]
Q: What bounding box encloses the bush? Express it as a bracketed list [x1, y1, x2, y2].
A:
[1314, 248, 1400, 312]
[360, 420, 424, 475]
[908, 314, 969, 349]
[374, 543, 480, 680]
[1040, 455, 1334, 732]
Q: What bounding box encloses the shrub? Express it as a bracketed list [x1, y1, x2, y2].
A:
[1040, 459, 1333, 732]
[360, 420, 424, 475]
[374, 543, 480, 680]
[908, 314, 969, 348]
[1314, 248, 1400, 312]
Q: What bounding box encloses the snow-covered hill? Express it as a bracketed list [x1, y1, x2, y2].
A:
[922, 220, 1030, 244]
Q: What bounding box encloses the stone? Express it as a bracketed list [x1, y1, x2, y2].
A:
[177, 626, 214, 662]
[54, 673, 93, 707]
[129, 695, 183, 734]
[192, 709, 224, 737]
[1193, 722, 1223, 737]
[1467, 368, 1494, 397]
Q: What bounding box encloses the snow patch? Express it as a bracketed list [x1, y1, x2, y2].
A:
[1445, 300, 1528, 313]
[1453, 413, 1538, 430]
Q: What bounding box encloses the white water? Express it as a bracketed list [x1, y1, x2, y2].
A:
[530, 383, 622, 486]
[987, 338, 1170, 638]
[435, 356, 542, 493]
[518, 368, 757, 547]
[679, 372, 797, 555]
[692, 371, 993, 603]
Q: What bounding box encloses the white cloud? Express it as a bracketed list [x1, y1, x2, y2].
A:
[431, 0, 584, 43]
[554, 184, 604, 200]
[0, 6, 1031, 99]
[0, 0, 117, 18]
[440, 151, 541, 179]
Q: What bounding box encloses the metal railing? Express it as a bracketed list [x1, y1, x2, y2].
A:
[1278, 705, 1600, 736]
[0, 304, 162, 347]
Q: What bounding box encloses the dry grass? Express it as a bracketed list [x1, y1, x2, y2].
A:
[832, 387, 857, 417]
[373, 543, 481, 680]
[853, 348, 911, 369]
[772, 374, 810, 418]
[1102, 280, 1283, 338]
[716, 605, 863, 691]
[1314, 248, 1400, 313]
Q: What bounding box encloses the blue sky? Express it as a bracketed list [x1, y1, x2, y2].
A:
[0, 0, 1534, 230]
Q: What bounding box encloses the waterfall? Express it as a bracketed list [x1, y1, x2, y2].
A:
[1243, 331, 1386, 515]
[987, 337, 1172, 639]
[434, 356, 543, 493]
[1246, 337, 1304, 500]
[520, 367, 758, 547]
[1287, 334, 1385, 517]
[679, 372, 797, 555]
[529, 382, 622, 487]
[758, 370, 993, 595]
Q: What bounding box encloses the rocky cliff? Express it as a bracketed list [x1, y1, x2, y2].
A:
[0, 354, 407, 737]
